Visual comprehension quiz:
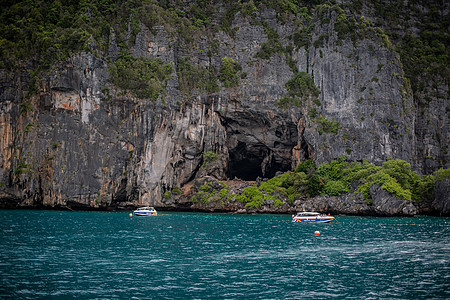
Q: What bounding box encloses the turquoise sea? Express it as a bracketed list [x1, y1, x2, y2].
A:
[1, 210, 449, 299]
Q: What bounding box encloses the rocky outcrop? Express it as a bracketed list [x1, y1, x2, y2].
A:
[432, 179, 450, 215]
[170, 176, 420, 216]
[0, 3, 448, 215]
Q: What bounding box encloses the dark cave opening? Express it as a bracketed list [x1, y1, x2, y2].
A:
[227, 142, 264, 180]
[265, 158, 290, 179]
[226, 141, 290, 181]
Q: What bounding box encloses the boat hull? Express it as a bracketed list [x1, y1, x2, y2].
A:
[292, 219, 333, 223]
[292, 217, 334, 223]
[134, 212, 157, 216]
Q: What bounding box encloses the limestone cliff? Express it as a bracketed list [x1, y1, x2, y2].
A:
[0, 1, 448, 215]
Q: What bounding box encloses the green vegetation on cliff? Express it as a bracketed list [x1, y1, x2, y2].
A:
[0, 0, 139, 69]
[177, 57, 219, 96]
[1, 0, 446, 99]
[366, 0, 448, 94]
[219, 57, 241, 88]
[276, 71, 320, 109]
[316, 116, 341, 135]
[108, 52, 173, 100]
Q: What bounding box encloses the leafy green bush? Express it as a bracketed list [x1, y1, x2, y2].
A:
[256, 172, 307, 204]
[235, 186, 265, 209]
[265, 176, 284, 187]
[218, 181, 228, 189]
[259, 181, 276, 193]
[256, 21, 284, 59]
[317, 156, 347, 180]
[380, 159, 419, 191]
[276, 72, 320, 109]
[316, 116, 341, 134]
[286, 71, 320, 99]
[202, 151, 219, 167]
[219, 57, 241, 88]
[220, 3, 241, 36]
[333, 7, 357, 41]
[294, 159, 316, 174]
[322, 180, 349, 196]
[342, 161, 380, 183]
[200, 183, 211, 192]
[357, 171, 412, 200]
[293, 24, 314, 49]
[413, 174, 434, 201]
[177, 57, 219, 95]
[313, 33, 329, 48]
[307, 174, 324, 197]
[191, 179, 228, 205]
[172, 187, 182, 195]
[272, 197, 284, 207]
[108, 55, 173, 100]
[191, 191, 211, 204]
[311, 157, 419, 201]
[275, 96, 300, 109]
[278, 172, 308, 189]
[219, 188, 229, 200]
[433, 168, 450, 181]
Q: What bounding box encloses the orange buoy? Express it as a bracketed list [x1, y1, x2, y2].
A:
[314, 231, 320, 236]
[129, 213, 133, 217]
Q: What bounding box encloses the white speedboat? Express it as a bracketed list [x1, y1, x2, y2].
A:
[292, 212, 334, 223]
[133, 207, 157, 216]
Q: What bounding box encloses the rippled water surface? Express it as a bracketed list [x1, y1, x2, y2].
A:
[1, 210, 449, 298]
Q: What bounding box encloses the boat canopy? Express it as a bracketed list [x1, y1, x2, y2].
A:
[295, 212, 320, 216]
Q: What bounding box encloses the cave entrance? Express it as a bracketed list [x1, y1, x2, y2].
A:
[227, 142, 264, 180]
[226, 141, 290, 181]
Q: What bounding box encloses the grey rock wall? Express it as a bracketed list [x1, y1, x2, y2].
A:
[0, 6, 447, 215]
[302, 14, 416, 167]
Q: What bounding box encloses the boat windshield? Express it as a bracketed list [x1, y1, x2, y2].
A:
[295, 212, 319, 216]
[136, 207, 154, 211]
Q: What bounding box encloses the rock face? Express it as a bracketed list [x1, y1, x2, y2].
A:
[0, 4, 448, 215]
[291, 7, 414, 168]
[432, 179, 450, 215]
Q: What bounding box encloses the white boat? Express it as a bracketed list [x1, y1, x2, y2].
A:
[133, 207, 157, 216]
[292, 212, 334, 223]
